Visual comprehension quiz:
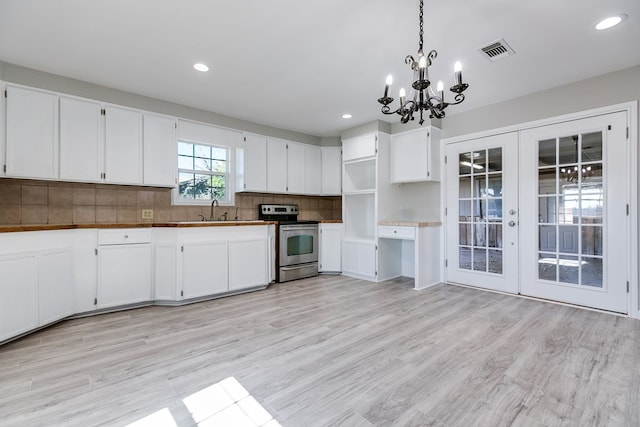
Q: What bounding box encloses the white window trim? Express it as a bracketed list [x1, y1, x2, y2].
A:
[173, 139, 236, 206]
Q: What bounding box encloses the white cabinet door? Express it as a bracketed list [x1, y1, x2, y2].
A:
[390, 127, 440, 183]
[0, 254, 38, 342]
[342, 133, 377, 162]
[104, 106, 143, 184]
[287, 142, 306, 194]
[5, 85, 59, 179]
[73, 229, 98, 314]
[267, 138, 288, 193]
[38, 249, 74, 326]
[97, 244, 151, 308]
[155, 243, 178, 301]
[59, 96, 103, 182]
[229, 239, 267, 291]
[319, 224, 342, 272]
[321, 147, 342, 195]
[342, 240, 376, 279]
[143, 113, 176, 187]
[304, 145, 322, 195]
[182, 241, 228, 299]
[238, 133, 268, 192]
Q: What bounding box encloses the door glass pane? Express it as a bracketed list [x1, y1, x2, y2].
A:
[459, 223, 472, 246]
[558, 135, 579, 164]
[473, 176, 486, 198]
[474, 222, 486, 247]
[558, 194, 578, 224]
[539, 139, 556, 166]
[582, 257, 603, 288]
[487, 148, 502, 172]
[459, 177, 472, 198]
[486, 197, 502, 221]
[473, 248, 486, 271]
[459, 247, 472, 270]
[488, 250, 503, 274]
[558, 255, 580, 285]
[539, 225, 557, 251]
[473, 150, 487, 170]
[459, 153, 472, 175]
[558, 225, 579, 254]
[488, 224, 503, 248]
[539, 168, 557, 195]
[459, 200, 472, 221]
[538, 253, 557, 281]
[582, 132, 602, 162]
[581, 226, 603, 256]
[487, 175, 502, 198]
[538, 196, 557, 224]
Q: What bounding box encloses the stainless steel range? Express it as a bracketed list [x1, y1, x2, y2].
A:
[259, 204, 319, 282]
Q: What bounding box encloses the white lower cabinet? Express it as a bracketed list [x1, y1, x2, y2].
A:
[319, 223, 342, 273]
[342, 240, 376, 280]
[182, 241, 229, 299]
[96, 229, 152, 309]
[0, 254, 38, 342]
[38, 250, 74, 325]
[229, 239, 268, 291]
[0, 230, 75, 343]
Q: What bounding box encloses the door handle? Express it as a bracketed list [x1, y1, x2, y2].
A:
[509, 209, 517, 215]
[508, 220, 517, 227]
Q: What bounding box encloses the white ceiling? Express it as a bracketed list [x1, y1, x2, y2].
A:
[0, 0, 638, 137]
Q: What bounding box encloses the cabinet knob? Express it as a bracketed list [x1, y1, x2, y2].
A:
[124, 235, 129, 238]
[393, 230, 397, 233]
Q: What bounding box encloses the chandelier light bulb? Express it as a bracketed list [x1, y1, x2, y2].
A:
[454, 61, 462, 72]
[436, 81, 444, 92]
[386, 75, 393, 85]
[418, 56, 427, 69]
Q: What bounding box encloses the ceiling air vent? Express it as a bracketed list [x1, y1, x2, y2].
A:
[478, 38, 515, 62]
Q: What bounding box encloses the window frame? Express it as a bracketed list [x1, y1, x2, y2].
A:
[173, 138, 235, 206]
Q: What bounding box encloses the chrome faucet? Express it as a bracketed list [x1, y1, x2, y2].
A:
[210, 199, 219, 221]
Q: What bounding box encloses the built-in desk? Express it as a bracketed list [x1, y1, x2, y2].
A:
[377, 221, 442, 290]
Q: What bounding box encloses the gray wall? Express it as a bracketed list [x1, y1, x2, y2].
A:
[0, 61, 322, 146]
[442, 65, 640, 139]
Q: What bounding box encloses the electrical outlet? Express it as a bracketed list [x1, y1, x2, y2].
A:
[142, 209, 154, 220]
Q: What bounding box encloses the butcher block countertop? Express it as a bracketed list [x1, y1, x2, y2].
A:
[0, 221, 276, 233]
[378, 221, 442, 227]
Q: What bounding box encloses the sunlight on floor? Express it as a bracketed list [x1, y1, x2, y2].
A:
[127, 377, 281, 427]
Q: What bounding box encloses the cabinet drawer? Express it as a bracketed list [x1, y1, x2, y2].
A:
[378, 226, 415, 240]
[98, 229, 151, 245]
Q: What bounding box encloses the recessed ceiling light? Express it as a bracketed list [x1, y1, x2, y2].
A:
[595, 14, 627, 30]
[342, 114, 352, 119]
[193, 63, 209, 72]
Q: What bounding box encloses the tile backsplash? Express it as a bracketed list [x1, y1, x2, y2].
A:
[0, 179, 342, 225]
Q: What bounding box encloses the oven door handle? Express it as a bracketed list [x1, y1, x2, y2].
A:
[281, 262, 317, 271]
[280, 226, 318, 232]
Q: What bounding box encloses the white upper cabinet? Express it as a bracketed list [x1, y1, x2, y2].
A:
[390, 127, 441, 183]
[321, 146, 342, 195]
[342, 133, 377, 162]
[237, 133, 267, 192]
[5, 85, 59, 179]
[287, 142, 305, 194]
[104, 106, 143, 185]
[143, 113, 177, 187]
[59, 96, 103, 182]
[304, 145, 322, 195]
[267, 138, 288, 193]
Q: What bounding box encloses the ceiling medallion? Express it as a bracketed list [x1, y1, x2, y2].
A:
[378, 0, 469, 124]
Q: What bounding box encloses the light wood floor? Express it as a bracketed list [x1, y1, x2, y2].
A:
[1, 275, 639, 426]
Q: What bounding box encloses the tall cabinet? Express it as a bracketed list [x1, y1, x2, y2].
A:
[341, 132, 395, 281]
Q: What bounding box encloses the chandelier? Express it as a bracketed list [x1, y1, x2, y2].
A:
[377, 0, 469, 125]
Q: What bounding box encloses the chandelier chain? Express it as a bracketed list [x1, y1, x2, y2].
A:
[418, 0, 424, 52]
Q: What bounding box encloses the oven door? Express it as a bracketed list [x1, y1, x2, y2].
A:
[279, 225, 318, 266]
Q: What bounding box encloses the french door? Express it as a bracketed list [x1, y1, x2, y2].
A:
[446, 132, 519, 294]
[519, 112, 628, 313]
[446, 111, 629, 313]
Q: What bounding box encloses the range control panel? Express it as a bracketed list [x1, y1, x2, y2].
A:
[259, 204, 299, 217]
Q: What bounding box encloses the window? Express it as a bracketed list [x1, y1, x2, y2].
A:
[177, 141, 231, 204]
